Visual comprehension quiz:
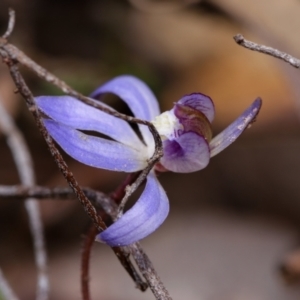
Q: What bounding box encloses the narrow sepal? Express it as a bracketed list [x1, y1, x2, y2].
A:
[36, 96, 144, 150]
[210, 98, 262, 157]
[43, 119, 148, 172]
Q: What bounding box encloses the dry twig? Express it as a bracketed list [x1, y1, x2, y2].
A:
[234, 34, 300, 68]
[130, 243, 172, 300]
[81, 226, 98, 300]
[2, 8, 15, 39]
[0, 185, 118, 218]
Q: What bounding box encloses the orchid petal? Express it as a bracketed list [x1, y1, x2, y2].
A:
[97, 172, 169, 246]
[36, 96, 145, 150]
[43, 119, 148, 172]
[210, 98, 262, 157]
[160, 132, 210, 173]
[90, 75, 160, 149]
[178, 93, 215, 122]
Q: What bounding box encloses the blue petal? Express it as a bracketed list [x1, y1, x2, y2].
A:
[97, 172, 169, 246]
[160, 132, 210, 173]
[90, 75, 160, 149]
[178, 93, 215, 122]
[210, 98, 262, 157]
[44, 119, 148, 172]
[36, 96, 145, 150]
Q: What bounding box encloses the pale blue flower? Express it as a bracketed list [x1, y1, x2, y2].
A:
[36, 75, 262, 246]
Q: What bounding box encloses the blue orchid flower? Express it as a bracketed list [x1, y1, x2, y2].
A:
[35, 75, 262, 246]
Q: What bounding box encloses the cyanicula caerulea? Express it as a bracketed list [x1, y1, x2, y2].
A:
[36, 75, 262, 246]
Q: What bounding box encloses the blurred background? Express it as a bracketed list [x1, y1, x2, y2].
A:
[1, 0, 300, 299]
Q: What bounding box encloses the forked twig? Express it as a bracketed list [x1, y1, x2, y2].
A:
[0, 9, 172, 300]
[0, 97, 49, 300]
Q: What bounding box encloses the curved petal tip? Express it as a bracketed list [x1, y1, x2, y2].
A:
[96, 172, 169, 246]
[178, 93, 215, 123]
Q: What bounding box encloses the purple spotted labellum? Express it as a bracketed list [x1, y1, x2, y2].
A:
[35, 75, 262, 246]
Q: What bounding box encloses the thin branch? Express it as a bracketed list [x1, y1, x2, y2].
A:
[0, 97, 49, 300]
[233, 34, 300, 68]
[2, 9, 15, 39]
[117, 160, 156, 219]
[0, 268, 19, 300]
[81, 226, 98, 300]
[129, 243, 172, 300]
[0, 185, 118, 218]
[110, 172, 140, 205]
[113, 172, 143, 218]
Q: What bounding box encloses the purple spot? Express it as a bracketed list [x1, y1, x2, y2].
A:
[163, 139, 184, 158]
